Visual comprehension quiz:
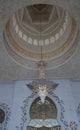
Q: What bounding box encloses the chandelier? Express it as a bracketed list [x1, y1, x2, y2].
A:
[27, 5, 58, 103]
[27, 47, 58, 103]
[27, 60, 58, 103]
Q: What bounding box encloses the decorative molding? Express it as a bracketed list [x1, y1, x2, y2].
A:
[5, 18, 77, 60]
[12, 8, 68, 46]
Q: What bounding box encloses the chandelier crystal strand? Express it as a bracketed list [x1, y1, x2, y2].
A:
[38, 59, 48, 103]
[38, 85, 48, 103]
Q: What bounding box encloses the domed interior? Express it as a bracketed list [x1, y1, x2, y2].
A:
[4, 4, 79, 70]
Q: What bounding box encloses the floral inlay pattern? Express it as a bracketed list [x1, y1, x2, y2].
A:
[70, 121, 77, 130]
[16, 92, 69, 130]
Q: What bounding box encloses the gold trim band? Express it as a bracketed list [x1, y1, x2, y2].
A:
[5, 18, 77, 60]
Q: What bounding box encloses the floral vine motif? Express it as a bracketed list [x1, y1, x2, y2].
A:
[76, 103, 80, 123]
[16, 92, 35, 130]
[16, 92, 70, 130]
[50, 92, 69, 130]
[0, 102, 11, 130]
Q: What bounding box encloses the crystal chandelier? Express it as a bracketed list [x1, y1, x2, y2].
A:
[27, 61, 58, 103]
[27, 7, 58, 103]
[27, 55, 58, 103]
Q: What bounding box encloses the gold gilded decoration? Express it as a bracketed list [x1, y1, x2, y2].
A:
[5, 18, 77, 60]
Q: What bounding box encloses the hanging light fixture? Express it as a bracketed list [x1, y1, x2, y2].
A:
[27, 59, 58, 103]
[27, 4, 58, 103]
[27, 47, 58, 103]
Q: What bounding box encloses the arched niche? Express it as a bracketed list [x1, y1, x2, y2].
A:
[27, 97, 61, 130]
[30, 97, 57, 120]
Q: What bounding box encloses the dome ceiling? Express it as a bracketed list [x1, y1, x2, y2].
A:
[4, 4, 79, 70]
